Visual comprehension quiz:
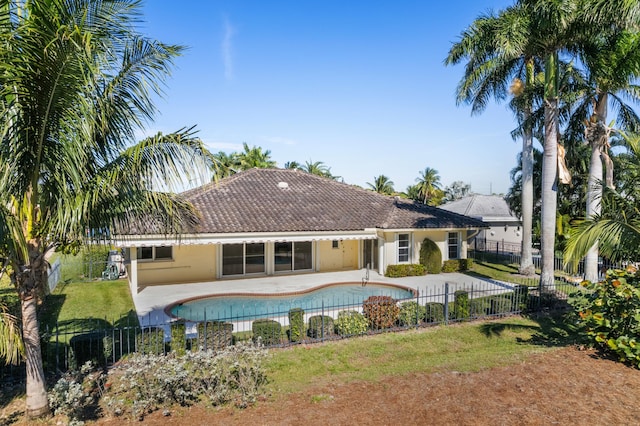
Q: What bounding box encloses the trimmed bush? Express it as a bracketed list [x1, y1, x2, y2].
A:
[513, 285, 530, 311]
[489, 295, 513, 315]
[288, 308, 305, 342]
[469, 298, 487, 317]
[459, 258, 473, 271]
[363, 296, 400, 330]
[425, 302, 445, 323]
[69, 332, 111, 368]
[385, 264, 426, 278]
[136, 327, 165, 355]
[170, 320, 187, 355]
[335, 311, 369, 336]
[399, 301, 426, 326]
[454, 290, 470, 320]
[419, 238, 442, 274]
[252, 319, 282, 346]
[196, 321, 233, 351]
[307, 315, 335, 339]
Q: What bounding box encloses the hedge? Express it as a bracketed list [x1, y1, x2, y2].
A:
[385, 264, 426, 278]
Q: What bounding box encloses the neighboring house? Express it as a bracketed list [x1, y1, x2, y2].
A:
[439, 194, 522, 252]
[116, 169, 487, 294]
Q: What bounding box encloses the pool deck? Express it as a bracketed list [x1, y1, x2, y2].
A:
[133, 269, 514, 326]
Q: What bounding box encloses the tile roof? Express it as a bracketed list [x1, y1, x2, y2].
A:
[440, 194, 517, 220]
[178, 168, 486, 234]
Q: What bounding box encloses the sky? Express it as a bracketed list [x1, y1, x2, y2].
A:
[138, 0, 521, 195]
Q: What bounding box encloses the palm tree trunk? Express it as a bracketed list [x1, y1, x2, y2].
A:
[20, 294, 50, 418]
[585, 139, 602, 281]
[540, 52, 559, 290]
[584, 94, 608, 282]
[519, 58, 535, 276]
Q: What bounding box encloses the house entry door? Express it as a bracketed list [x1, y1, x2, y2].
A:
[362, 239, 378, 271]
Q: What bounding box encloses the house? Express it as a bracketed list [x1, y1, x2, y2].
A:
[439, 194, 522, 253]
[116, 168, 487, 294]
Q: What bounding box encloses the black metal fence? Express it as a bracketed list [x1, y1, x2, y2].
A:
[0, 279, 571, 380]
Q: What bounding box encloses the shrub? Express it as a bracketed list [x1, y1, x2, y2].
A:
[170, 321, 187, 355]
[48, 361, 105, 424]
[385, 264, 426, 278]
[82, 245, 111, 279]
[513, 285, 530, 311]
[453, 290, 470, 320]
[335, 311, 369, 336]
[425, 302, 445, 323]
[469, 298, 487, 317]
[489, 295, 513, 315]
[419, 238, 442, 274]
[569, 268, 640, 367]
[288, 308, 305, 342]
[441, 259, 459, 273]
[136, 327, 165, 355]
[398, 301, 426, 326]
[196, 321, 234, 351]
[69, 332, 111, 368]
[252, 319, 281, 346]
[307, 315, 335, 339]
[363, 296, 400, 330]
[459, 258, 473, 271]
[103, 342, 268, 420]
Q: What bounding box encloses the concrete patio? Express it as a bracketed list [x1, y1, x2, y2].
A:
[133, 269, 515, 326]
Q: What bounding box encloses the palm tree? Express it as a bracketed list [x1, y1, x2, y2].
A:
[415, 167, 442, 206]
[367, 175, 395, 195]
[237, 142, 277, 169]
[0, 306, 23, 366]
[565, 132, 640, 265]
[301, 160, 341, 180]
[284, 161, 302, 170]
[446, 2, 540, 275]
[443, 181, 471, 202]
[0, 1, 212, 418]
[567, 30, 640, 281]
[212, 151, 240, 178]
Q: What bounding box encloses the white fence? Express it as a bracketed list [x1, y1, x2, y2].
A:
[48, 258, 61, 293]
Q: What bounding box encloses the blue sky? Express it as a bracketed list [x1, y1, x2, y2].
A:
[139, 0, 519, 195]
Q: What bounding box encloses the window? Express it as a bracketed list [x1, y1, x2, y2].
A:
[275, 241, 313, 272]
[294, 241, 313, 270]
[245, 243, 265, 274]
[332, 240, 339, 249]
[138, 246, 172, 261]
[223, 243, 265, 276]
[397, 234, 410, 263]
[448, 232, 459, 259]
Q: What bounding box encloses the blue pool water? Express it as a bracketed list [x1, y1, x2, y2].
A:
[169, 283, 415, 322]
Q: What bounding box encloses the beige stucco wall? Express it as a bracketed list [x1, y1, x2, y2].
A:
[137, 244, 217, 286]
[381, 230, 470, 273]
[317, 240, 359, 271]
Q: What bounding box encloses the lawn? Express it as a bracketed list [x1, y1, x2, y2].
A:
[264, 315, 573, 395]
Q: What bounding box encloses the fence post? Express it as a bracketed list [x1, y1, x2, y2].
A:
[444, 282, 449, 325]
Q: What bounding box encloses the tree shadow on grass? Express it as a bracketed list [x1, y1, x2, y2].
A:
[479, 313, 585, 348]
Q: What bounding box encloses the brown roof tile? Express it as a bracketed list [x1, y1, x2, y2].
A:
[179, 168, 486, 234]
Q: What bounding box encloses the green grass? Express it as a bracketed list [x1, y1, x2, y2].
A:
[40, 279, 138, 341]
[264, 315, 577, 394]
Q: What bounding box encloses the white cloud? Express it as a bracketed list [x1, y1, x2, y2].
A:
[221, 15, 236, 81]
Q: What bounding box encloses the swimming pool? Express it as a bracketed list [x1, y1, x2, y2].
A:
[168, 282, 416, 322]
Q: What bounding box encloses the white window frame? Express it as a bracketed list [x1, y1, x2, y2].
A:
[448, 232, 460, 260]
[138, 246, 173, 262]
[397, 233, 411, 263]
